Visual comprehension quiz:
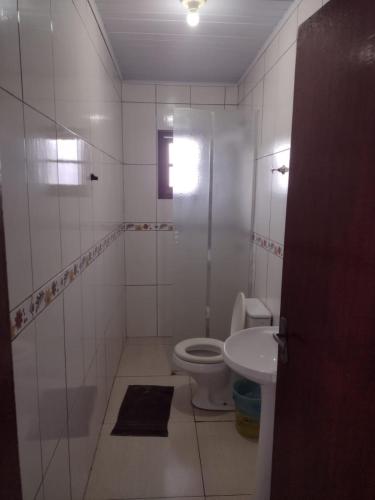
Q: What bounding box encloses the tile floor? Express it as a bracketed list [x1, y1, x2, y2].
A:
[85, 337, 257, 500]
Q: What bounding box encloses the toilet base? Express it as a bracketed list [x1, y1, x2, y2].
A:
[173, 353, 235, 411]
[192, 386, 235, 411]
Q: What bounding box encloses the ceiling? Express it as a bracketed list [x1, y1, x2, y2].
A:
[95, 0, 293, 83]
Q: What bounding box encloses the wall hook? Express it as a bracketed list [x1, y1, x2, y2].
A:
[271, 165, 289, 175]
[90, 173, 99, 181]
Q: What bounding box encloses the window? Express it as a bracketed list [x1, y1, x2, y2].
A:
[158, 130, 173, 199]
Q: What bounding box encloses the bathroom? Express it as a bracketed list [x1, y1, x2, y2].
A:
[1, 0, 374, 499]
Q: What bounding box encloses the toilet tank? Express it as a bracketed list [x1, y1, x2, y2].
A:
[245, 298, 272, 327]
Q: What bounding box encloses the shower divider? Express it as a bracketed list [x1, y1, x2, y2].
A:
[172, 108, 256, 344]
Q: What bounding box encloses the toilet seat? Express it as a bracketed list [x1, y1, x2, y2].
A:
[174, 338, 224, 364]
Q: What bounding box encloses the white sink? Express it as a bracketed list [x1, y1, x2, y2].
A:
[223, 326, 279, 500]
[223, 326, 278, 384]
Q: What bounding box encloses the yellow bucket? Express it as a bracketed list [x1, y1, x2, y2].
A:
[235, 410, 260, 439]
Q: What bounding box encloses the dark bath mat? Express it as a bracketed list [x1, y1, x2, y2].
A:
[111, 385, 174, 437]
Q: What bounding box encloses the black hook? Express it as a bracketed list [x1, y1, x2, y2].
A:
[90, 173, 99, 181]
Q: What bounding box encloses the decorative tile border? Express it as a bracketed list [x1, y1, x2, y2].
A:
[10, 224, 125, 340]
[125, 222, 174, 231]
[253, 232, 284, 259]
[10, 221, 175, 339]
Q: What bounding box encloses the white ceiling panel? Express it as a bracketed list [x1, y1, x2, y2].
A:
[95, 0, 293, 82]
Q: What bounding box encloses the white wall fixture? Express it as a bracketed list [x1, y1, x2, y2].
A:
[224, 326, 279, 500]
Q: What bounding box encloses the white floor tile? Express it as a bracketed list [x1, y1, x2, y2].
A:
[117, 343, 172, 376]
[105, 375, 194, 424]
[197, 422, 258, 496]
[85, 423, 204, 499]
[193, 407, 236, 423]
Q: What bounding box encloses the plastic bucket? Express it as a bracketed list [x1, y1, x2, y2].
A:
[233, 379, 261, 439]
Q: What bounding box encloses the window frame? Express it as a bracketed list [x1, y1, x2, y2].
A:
[158, 129, 173, 200]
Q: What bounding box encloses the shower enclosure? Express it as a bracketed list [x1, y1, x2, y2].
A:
[172, 108, 256, 344]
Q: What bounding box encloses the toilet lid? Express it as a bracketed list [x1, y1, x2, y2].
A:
[230, 292, 246, 334]
[174, 338, 224, 364]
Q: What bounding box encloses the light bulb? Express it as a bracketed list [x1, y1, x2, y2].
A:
[186, 11, 200, 27]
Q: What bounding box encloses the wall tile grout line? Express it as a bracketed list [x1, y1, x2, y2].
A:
[75, 0, 122, 100]
[189, 379, 207, 498]
[0, 82, 123, 165]
[238, 40, 298, 107]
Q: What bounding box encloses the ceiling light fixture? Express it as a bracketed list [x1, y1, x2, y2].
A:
[181, 0, 207, 28]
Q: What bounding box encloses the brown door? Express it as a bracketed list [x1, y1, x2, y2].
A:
[271, 0, 375, 499]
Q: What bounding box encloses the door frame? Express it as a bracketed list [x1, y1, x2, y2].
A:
[0, 175, 22, 497]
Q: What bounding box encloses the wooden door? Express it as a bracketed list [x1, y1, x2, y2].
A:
[271, 0, 375, 498]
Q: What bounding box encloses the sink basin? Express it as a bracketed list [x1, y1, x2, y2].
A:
[223, 326, 279, 385]
[223, 325, 279, 500]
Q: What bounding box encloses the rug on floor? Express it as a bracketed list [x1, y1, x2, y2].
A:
[111, 385, 174, 437]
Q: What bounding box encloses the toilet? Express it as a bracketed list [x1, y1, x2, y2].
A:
[173, 293, 272, 411]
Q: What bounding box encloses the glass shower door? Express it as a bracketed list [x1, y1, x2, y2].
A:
[172, 107, 255, 345]
[172, 109, 212, 344]
[209, 109, 255, 340]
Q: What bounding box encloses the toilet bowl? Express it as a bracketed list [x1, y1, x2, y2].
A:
[173, 293, 272, 411]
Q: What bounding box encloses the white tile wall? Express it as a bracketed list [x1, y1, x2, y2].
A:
[19, 0, 55, 119]
[156, 84, 190, 104]
[0, 89, 33, 310]
[35, 296, 67, 472]
[157, 231, 174, 285]
[125, 231, 156, 285]
[278, 9, 298, 55]
[239, 0, 325, 324]
[266, 254, 283, 325]
[157, 103, 188, 130]
[12, 322, 43, 500]
[157, 285, 174, 337]
[126, 286, 157, 337]
[78, 140, 95, 253]
[124, 165, 157, 221]
[157, 199, 174, 223]
[260, 64, 278, 158]
[273, 45, 296, 154]
[270, 151, 290, 244]
[192, 104, 225, 112]
[81, 260, 97, 373]
[253, 245, 268, 303]
[0, 0, 22, 97]
[265, 36, 280, 73]
[25, 106, 62, 291]
[63, 277, 85, 395]
[191, 86, 226, 105]
[225, 86, 238, 106]
[123, 82, 156, 103]
[1, 1, 125, 498]
[42, 439, 71, 500]
[254, 157, 273, 238]
[58, 127, 82, 268]
[123, 102, 157, 164]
